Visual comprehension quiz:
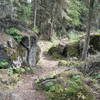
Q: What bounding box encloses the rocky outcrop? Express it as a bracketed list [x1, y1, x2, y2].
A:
[48, 33, 100, 58]
[21, 35, 40, 67]
[0, 32, 40, 68]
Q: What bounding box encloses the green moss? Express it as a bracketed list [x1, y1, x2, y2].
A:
[48, 46, 66, 60]
[61, 41, 81, 58]
[67, 42, 80, 57]
[48, 46, 58, 55]
[48, 41, 81, 59]
[58, 60, 84, 67]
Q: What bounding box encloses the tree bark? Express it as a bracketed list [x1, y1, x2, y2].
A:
[32, 0, 38, 28]
[81, 0, 95, 60]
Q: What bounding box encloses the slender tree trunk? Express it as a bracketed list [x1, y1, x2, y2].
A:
[34, 4, 37, 28]
[32, 0, 38, 28]
[81, 0, 95, 60]
[49, 3, 56, 40]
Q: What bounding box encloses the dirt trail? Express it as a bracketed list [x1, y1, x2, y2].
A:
[4, 40, 65, 100]
[1, 40, 99, 100]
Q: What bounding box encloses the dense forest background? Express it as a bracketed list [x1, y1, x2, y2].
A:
[0, 0, 100, 37]
[0, 0, 100, 100]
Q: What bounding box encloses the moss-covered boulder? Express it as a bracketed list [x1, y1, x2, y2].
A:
[61, 42, 80, 57]
[48, 33, 100, 59]
[48, 42, 80, 59]
[0, 31, 40, 68]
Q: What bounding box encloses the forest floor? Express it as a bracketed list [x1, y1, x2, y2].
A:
[1, 40, 99, 100]
[4, 40, 67, 100]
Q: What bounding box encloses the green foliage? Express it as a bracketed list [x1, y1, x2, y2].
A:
[44, 81, 55, 91]
[17, 4, 32, 19]
[6, 28, 23, 43]
[92, 73, 100, 79]
[14, 0, 32, 25]
[0, 60, 10, 69]
[68, 30, 84, 41]
[8, 66, 31, 74]
[67, 0, 81, 26]
[14, 68, 26, 73]
[96, 29, 100, 33]
[71, 74, 81, 80]
[37, 73, 95, 100]
[8, 67, 14, 74]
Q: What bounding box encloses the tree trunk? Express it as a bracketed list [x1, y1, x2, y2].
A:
[81, 0, 95, 60]
[33, 4, 37, 28]
[32, 0, 38, 28]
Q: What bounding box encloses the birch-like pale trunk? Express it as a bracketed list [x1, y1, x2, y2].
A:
[81, 0, 95, 60]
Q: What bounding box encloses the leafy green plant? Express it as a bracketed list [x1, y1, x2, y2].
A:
[37, 73, 94, 100]
[13, 68, 26, 73]
[8, 67, 14, 74]
[0, 59, 9, 69]
[92, 73, 100, 79]
[70, 74, 81, 80]
[44, 81, 55, 91]
[7, 66, 32, 74]
[6, 28, 23, 43]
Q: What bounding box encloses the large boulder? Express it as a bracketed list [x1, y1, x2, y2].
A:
[0, 32, 40, 68]
[48, 33, 100, 58]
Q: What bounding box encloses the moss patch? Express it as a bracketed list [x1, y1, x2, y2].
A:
[48, 46, 66, 60]
[65, 42, 80, 57]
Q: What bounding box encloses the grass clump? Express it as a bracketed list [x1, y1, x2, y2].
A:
[58, 60, 84, 67]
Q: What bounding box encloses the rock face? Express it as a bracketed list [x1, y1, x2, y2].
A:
[21, 36, 40, 67]
[49, 34, 100, 58]
[0, 32, 40, 68]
